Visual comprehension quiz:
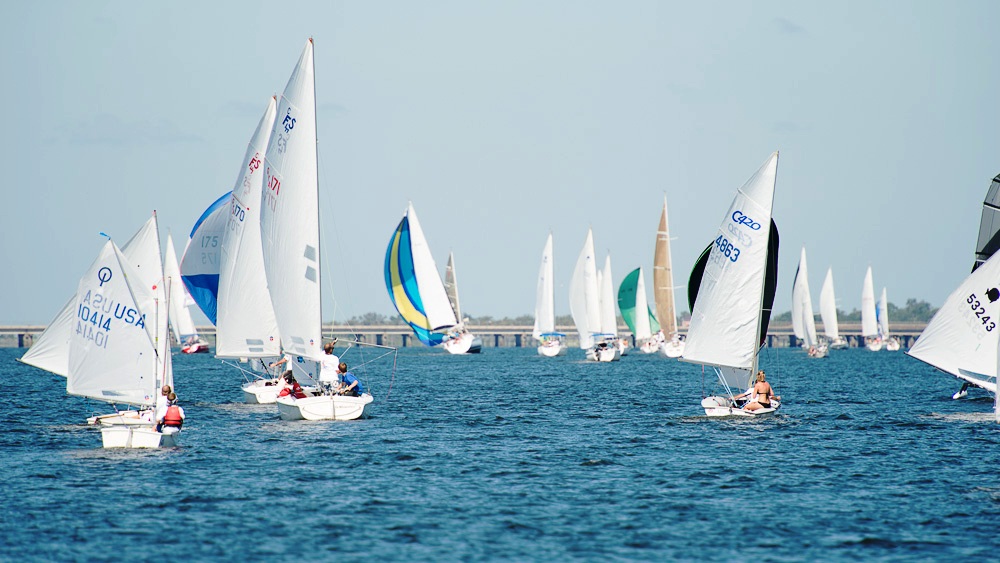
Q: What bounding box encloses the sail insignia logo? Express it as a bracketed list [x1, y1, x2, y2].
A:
[987, 287, 1000, 303]
[97, 267, 112, 287]
[731, 211, 761, 231]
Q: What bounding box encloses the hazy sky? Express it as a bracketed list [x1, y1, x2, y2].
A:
[4, 1, 999, 325]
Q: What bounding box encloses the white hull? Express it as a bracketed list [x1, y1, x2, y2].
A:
[616, 339, 630, 357]
[444, 333, 482, 354]
[661, 339, 685, 358]
[586, 346, 621, 362]
[100, 425, 179, 448]
[242, 378, 285, 404]
[807, 345, 829, 359]
[639, 339, 660, 354]
[537, 341, 567, 357]
[866, 338, 884, 352]
[884, 337, 901, 351]
[276, 393, 373, 421]
[701, 396, 780, 418]
[88, 410, 153, 426]
[828, 337, 849, 350]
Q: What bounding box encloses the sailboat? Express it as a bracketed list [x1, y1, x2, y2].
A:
[654, 197, 685, 358]
[819, 267, 849, 349]
[164, 233, 208, 353]
[443, 252, 483, 354]
[21, 214, 178, 447]
[879, 287, 901, 351]
[791, 247, 827, 358]
[264, 39, 380, 421]
[180, 191, 231, 325]
[599, 255, 628, 357]
[861, 266, 882, 351]
[385, 203, 480, 354]
[681, 152, 781, 417]
[533, 233, 566, 356]
[919, 173, 1000, 400]
[618, 268, 661, 354]
[569, 229, 620, 362]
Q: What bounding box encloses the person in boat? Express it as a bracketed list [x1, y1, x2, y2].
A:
[318, 340, 340, 393]
[153, 384, 172, 423]
[278, 372, 309, 399]
[156, 392, 185, 432]
[336, 362, 364, 397]
[742, 371, 780, 412]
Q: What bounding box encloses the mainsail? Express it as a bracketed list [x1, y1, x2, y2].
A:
[791, 246, 818, 347]
[569, 228, 601, 350]
[532, 233, 556, 341]
[973, 173, 1000, 272]
[164, 233, 199, 345]
[861, 267, 878, 338]
[819, 268, 841, 341]
[653, 197, 678, 336]
[444, 252, 463, 322]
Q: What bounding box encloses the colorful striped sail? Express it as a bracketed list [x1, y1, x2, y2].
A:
[384, 204, 457, 346]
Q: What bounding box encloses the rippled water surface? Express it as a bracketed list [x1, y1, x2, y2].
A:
[3, 346, 999, 561]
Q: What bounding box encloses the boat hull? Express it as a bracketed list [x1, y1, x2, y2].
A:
[828, 338, 849, 350]
[701, 396, 780, 418]
[444, 333, 482, 354]
[807, 345, 829, 359]
[88, 410, 153, 426]
[181, 342, 210, 354]
[100, 425, 179, 448]
[586, 346, 621, 362]
[661, 340, 685, 358]
[242, 378, 285, 404]
[866, 338, 884, 352]
[537, 342, 567, 357]
[276, 393, 373, 421]
[885, 337, 901, 351]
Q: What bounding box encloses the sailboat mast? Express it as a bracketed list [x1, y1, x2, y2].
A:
[750, 156, 779, 377]
[311, 37, 323, 335]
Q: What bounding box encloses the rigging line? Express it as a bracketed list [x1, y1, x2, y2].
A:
[316, 148, 363, 340]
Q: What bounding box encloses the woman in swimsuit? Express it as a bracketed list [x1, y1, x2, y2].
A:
[744, 370, 780, 412]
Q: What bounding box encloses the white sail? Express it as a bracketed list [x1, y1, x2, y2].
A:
[653, 197, 678, 336]
[21, 214, 168, 383]
[791, 246, 818, 347]
[682, 152, 778, 370]
[532, 233, 555, 340]
[68, 241, 160, 407]
[599, 255, 617, 337]
[260, 39, 323, 360]
[878, 287, 890, 337]
[861, 267, 878, 338]
[569, 228, 600, 349]
[164, 233, 199, 344]
[217, 97, 281, 358]
[819, 267, 840, 340]
[444, 252, 463, 322]
[634, 268, 653, 341]
[907, 250, 1000, 394]
[404, 204, 459, 330]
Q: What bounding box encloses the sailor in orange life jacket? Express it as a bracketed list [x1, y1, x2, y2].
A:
[157, 392, 185, 431]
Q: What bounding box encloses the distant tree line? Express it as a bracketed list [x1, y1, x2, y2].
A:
[771, 298, 938, 323]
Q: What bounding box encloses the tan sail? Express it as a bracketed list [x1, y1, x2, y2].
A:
[653, 197, 678, 336]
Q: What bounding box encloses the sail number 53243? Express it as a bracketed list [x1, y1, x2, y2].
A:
[714, 235, 741, 263]
[967, 293, 995, 331]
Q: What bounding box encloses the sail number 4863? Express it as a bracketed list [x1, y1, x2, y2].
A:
[714, 235, 741, 263]
[967, 294, 995, 331]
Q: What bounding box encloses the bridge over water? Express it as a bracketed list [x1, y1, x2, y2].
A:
[1, 323, 926, 349]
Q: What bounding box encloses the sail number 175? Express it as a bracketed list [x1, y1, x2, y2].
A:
[967, 293, 995, 331]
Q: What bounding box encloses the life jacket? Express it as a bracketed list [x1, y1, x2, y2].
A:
[292, 383, 308, 399]
[162, 405, 184, 428]
[278, 387, 291, 397]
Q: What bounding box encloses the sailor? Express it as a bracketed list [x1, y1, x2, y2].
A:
[157, 392, 185, 431]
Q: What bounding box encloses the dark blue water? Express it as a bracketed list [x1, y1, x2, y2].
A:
[2, 346, 999, 561]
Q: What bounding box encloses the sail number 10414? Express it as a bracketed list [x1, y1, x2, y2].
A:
[714, 235, 741, 263]
[967, 293, 995, 331]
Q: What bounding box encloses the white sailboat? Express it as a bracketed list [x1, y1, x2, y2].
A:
[681, 152, 781, 417]
[861, 266, 882, 351]
[599, 255, 628, 357]
[569, 229, 619, 362]
[654, 197, 685, 358]
[791, 247, 827, 358]
[266, 39, 377, 421]
[443, 252, 483, 354]
[22, 218, 177, 447]
[164, 233, 208, 354]
[819, 267, 849, 349]
[533, 233, 566, 356]
[207, 96, 294, 404]
[879, 287, 901, 351]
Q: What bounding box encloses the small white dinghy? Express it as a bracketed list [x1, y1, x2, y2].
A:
[276, 392, 374, 421]
[681, 152, 783, 417]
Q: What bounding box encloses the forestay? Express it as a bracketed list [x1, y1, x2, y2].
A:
[260, 39, 322, 360]
[216, 97, 281, 359]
